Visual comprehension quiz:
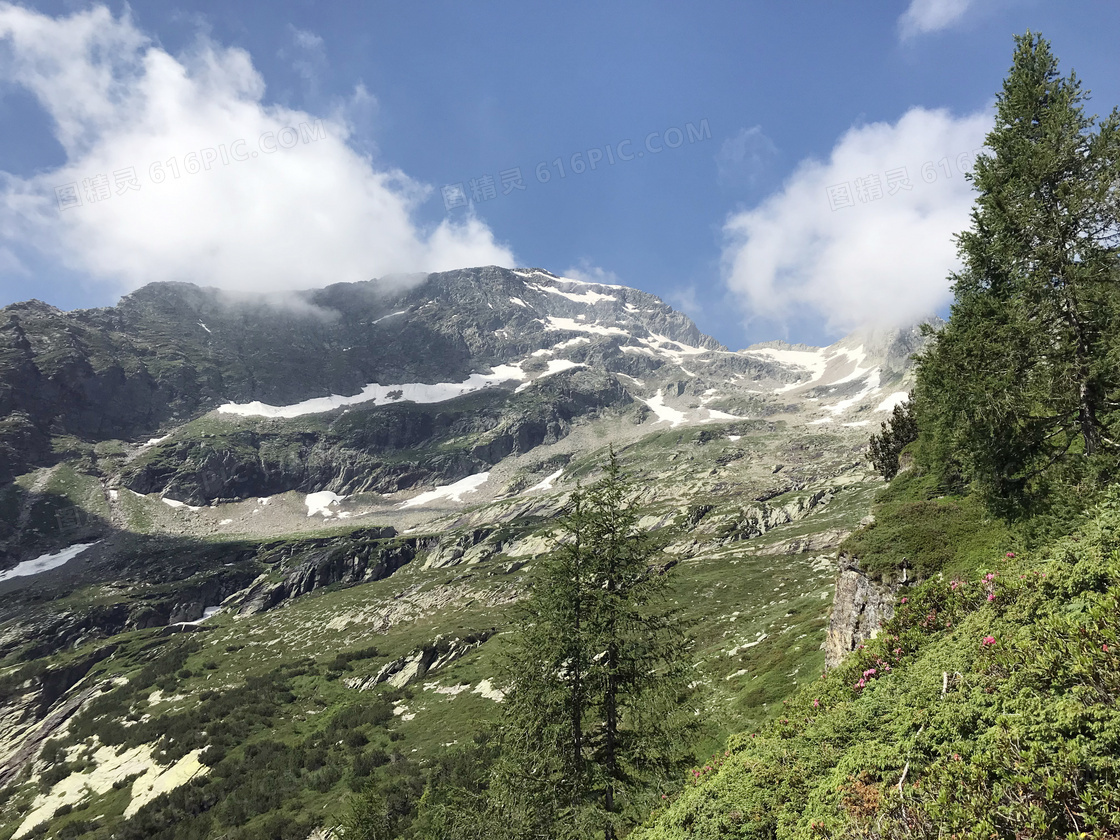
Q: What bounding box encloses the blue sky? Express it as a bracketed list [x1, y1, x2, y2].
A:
[1, 1, 1117, 348]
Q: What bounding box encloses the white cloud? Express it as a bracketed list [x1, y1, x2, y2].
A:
[899, 0, 974, 39]
[564, 261, 625, 287]
[0, 4, 514, 299]
[666, 285, 702, 319]
[283, 24, 327, 98]
[717, 126, 778, 187]
[722, 106, 990, 334]
[0, 245, 28, 277]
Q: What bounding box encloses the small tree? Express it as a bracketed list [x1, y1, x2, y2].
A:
[868, 397, 917, 480]
[340, 785, 391, 840]
[492, 451, 699, 840]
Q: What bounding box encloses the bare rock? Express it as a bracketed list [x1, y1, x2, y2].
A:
[824, 554, 911, 670]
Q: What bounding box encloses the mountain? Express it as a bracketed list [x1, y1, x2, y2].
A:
[0, 266, 930, 839]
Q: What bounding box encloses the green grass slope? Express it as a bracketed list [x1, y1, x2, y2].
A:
[638, 485, 1120, 840]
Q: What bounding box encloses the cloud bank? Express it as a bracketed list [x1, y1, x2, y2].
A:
[722, 106, 991, 333]
[0, 3, 514, 299]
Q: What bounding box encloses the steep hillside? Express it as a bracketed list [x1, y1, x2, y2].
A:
[637, 474, 1120, 840]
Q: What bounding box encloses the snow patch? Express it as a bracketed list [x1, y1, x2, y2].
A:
[399, 473, 489, 508]
[526, 282, 616, 305]
[704, 408, 743, 422]
[529, 469, 564, 492]
[217, 365, 526, 418]
[512, 268, 628, 290]
[641, 390, 688, 427]
[876, 391, 910, 412]
[544, 316, 629, 337]
[373, 309, 409, 324]
[172, 606, 222, 628]
[0, 542, 99, 583]
[161, 498, 201, 512]
[306, 491, 344, 517]
[825, 368, 882, 415]
[514, 359, 585, 392]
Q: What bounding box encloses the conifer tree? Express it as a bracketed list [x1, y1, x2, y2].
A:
[491, 451, 698, 840]
[914, 32, 1120, 510]
[868, 397, 917, 480]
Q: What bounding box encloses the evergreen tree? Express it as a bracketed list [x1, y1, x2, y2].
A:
[868, 396, 917, 480]
[914, 32, 1120, 512]
[491, 451, 699, 840]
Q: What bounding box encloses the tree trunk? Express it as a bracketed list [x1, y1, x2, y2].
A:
[604, 640, 617, 840]
[1080, 380, 1101, 456]
[571, 526, 583, 804]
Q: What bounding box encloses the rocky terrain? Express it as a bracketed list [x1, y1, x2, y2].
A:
[0, 266, 927, 838]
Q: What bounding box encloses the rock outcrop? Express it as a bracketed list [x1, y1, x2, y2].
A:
[237, 529, 410, 615]
[824, 554, 913, 669]
[346, 630, 496, 691]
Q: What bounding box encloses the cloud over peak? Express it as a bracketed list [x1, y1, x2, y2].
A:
[0, 3, 513, 299]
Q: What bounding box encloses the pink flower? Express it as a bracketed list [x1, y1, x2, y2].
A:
[900, 597, 908, 604]
[813, 698, 820, 708]
[984, 573, 996, 582]
[987, 593, 995, 602]
[1006, 552, 1016, 558]
[981, 635, 996, 647]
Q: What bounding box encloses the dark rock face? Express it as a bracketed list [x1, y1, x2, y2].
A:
[238, 529, 411, 616]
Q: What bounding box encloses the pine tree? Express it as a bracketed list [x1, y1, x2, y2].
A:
[868, 397, 917, 480]
[491, 451, 699, 840]
[914, 32, 1120, 511]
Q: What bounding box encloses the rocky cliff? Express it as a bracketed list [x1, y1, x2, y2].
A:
[824, 553, 915, 669]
